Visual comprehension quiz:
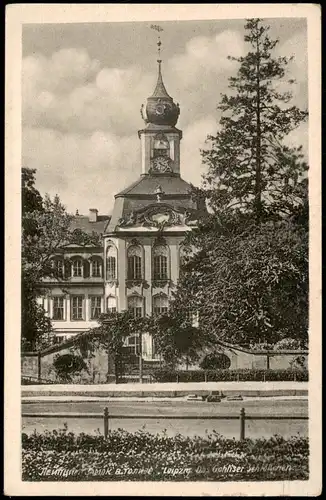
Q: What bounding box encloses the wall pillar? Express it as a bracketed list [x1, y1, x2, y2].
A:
[170, 241, 179, 286]
[66, 294, 70, 322]
[117, 238, 126, 311]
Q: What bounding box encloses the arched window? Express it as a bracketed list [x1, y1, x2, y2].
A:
[153, 294, 168, 316]
[128, 295, 144, 318]
[107, 296, 117, 314]
[153, 133, 169, 157]
[91, 257, 103, 278]
[127, 244, 143, 280]
[106, 244, 117, 280]
[72, 258, 83, 277]
[153, 244, 169, 280]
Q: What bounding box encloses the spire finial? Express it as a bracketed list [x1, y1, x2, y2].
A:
[151, 24, 164, 63]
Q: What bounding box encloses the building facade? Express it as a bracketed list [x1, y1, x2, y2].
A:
[39, 58, 202, 360]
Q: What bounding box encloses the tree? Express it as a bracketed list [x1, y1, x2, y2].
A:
[201, 18, 308, 222]
[169, 19, 309, 349]
[150, 311, 205, 368]
[173, 216, 308, 346]
[22, 168, 73, 350]
[76, 311, 152, 383]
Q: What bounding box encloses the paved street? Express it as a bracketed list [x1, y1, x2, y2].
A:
[22, 398, 308, 439]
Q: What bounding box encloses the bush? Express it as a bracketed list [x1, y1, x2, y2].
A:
[151, 368, 309, 383]
[22, 428, 309, 481]
[199, 353, 231, 370]
[53, 353, 89, 382]
[273, 338, 302, 351]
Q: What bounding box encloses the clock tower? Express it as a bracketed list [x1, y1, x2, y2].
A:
[139, 57, 182, 176]
[103, 32, 204, 360]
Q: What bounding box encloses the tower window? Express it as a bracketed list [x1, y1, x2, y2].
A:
[153, 255, 168, 280]
[106, 256, 116, 280]
[153, 134, 169, 157]
[128, 255, 142, 280]
[153, 294, 169, 316]
[127, 244, 143, 280]
[106, 244, 117, 280]
[152, 243, 169, 281]
[107, 296, 117, 314]
[128, 295, 143, 318]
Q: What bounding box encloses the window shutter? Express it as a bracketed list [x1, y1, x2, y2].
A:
[84, 260, 90, 278]
[64, 260, 71, 279]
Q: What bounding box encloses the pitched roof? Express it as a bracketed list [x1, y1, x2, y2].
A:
[70, 215, 111, 235]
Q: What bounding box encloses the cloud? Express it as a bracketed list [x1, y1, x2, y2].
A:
[22, 28, 308, 214]
[181, 117, 218, 186]
[23, 127, 140, 214]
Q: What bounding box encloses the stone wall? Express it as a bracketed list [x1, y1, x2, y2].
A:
[21, 353, 39, 378]
[22, 341, 114, 383]
[206, 341, 308, 371]
[22, 338, 308, 384]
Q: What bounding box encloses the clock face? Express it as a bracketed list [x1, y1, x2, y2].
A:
[152, 155, 172, 173]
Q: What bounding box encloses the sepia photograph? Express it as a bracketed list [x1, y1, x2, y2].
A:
[5, 3, 321, 497]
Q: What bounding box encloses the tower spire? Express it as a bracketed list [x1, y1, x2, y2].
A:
[150, 24, 171, 99]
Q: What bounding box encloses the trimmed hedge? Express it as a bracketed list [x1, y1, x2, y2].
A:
[22, 428, 309, 481]
[151, 368, 309, 383]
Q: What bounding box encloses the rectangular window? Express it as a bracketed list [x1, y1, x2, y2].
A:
[72, 260, 83, 277]
[55, 260, 64, 278]
[128, 256, 142, 280]
[71, 295, 84, 320]
[92, 260, 102, 277]
[90, 296, 102, 319]
[106, 256, 116, 280]
[154, 305, 168, 315]
[125, 335, 140, 355]
[129, 305, 142, 318]
[153, 255, 168, 280]
[53, 296, 65, 320]
[107, 296, 117, 314]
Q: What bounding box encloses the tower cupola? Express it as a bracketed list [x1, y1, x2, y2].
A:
[141, 36, 180, 127]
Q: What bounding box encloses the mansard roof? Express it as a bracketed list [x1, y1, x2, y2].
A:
[105, 174, 199, 233]
[116, 174, 193, 197]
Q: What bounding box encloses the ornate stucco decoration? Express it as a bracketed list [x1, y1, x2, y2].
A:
[126, 279, 150, 290]
[117, 204, 198, 230]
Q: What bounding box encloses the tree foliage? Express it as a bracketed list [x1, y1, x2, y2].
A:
[169, 19, 309, 350]
[173, 216, 308, 346]
[150, 312, 204, 368]
[75, 311, 152, 382]
[201, 18, 308, 221]
[22, 168, 79, 350]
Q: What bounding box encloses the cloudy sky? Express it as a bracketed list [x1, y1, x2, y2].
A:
[22, 18, 308, 215]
